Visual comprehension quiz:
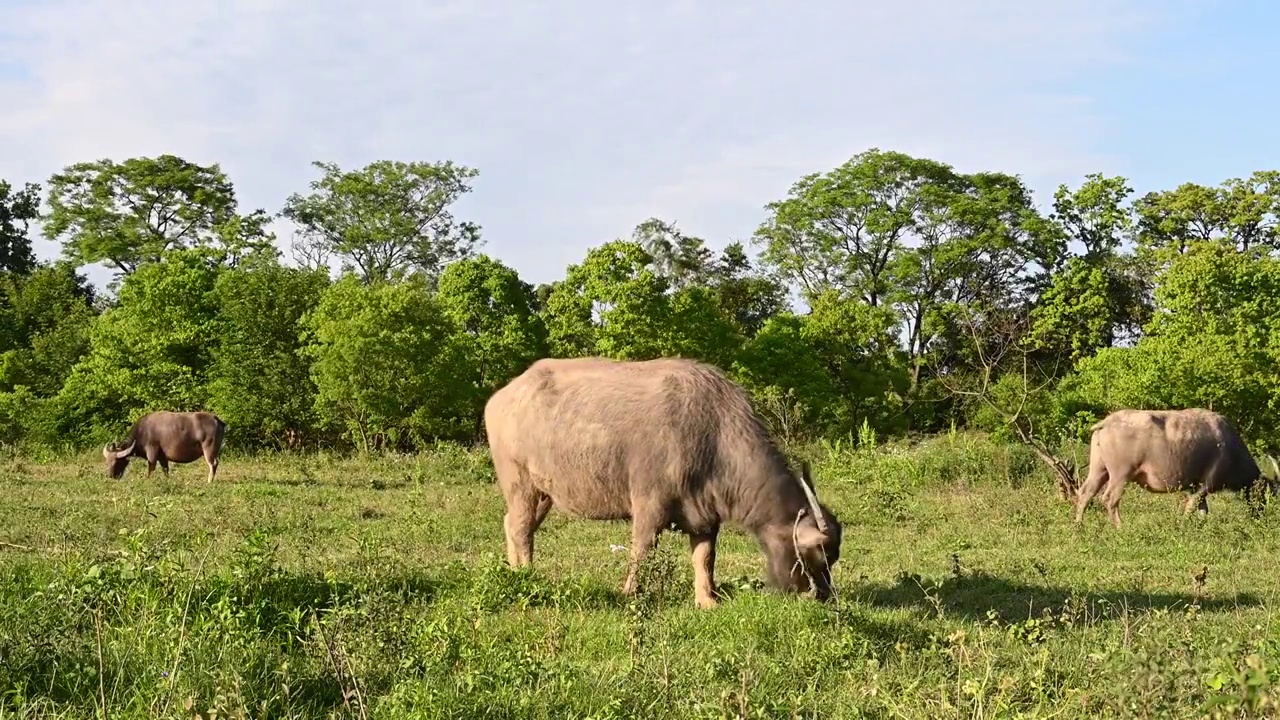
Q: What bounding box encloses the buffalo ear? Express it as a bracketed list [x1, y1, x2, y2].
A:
[793, 522, 828, 551]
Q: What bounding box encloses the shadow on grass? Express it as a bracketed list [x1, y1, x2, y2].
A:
[853, 569, 1263, 622]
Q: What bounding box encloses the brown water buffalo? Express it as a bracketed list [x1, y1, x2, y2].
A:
[484, 356, 843, 609]
[1074, 408, 1265, 527]
[103, 411, 227, 482]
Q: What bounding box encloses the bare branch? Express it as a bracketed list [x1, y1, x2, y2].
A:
[931, 306, 1080, 501]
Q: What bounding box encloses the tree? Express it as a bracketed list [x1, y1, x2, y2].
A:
[207, 254, 331, 449]
[933, 308, 1080, 500]
[542, 241, 672, 360]
[281, 160, 482, 284]
[0, 179, 40, 276]
[43, 155, 272, 276]
[0, 262, 98, 446]
[1026, 258, 1115, 367]
[1050, 174, 1134, 262]
[754, 148, 959, 307]
[1060, 241, 1280, 455]
[732, 313, 838, 437]
[631, 217, 714, 289]
[755, 150, 1055, 393]
[664, 285, 746, 370]
[801, 290, 911, 434]
[0, 262, 97, 396]
[50, 248, 226, 443]
[707, 242, 788, 337]
[300, 275, 472, 450]
[889, 171, 1054, 385]
[1039, 174, 1151, 355]
[1135, 172, 1280, 255]
[631, 219, 788, 339]
[435, 255, 547, 438]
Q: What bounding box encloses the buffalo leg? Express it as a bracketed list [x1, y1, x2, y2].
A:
[689, 529, 719, 609]
[1074, 462, 1110, 523]
[621, 511, 664, 596]
[494, 454, 536, 567]
[1101, 476, 1128, 528]
[158, 458, 170, 477]
[502, 488, 548, 567]
[202, 441, 220, 482]
[533, 495, 553, 526]
[502, 503, 533, 567]
[144, 446, 160, 479]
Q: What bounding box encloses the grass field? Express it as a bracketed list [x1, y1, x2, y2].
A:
[3, 433, 1280, 719]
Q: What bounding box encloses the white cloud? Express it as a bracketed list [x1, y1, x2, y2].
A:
[0, 0, 1193, 287]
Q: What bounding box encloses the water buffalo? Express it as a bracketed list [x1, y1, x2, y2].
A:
[484, 356, 843, 609]
[103, 411, 227, 482]
[1074, 408, 1265, 527]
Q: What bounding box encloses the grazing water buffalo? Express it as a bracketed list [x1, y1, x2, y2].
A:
[1074, 408, 1264, 527]
[484, 356, 843, 609]
[103, 411, 227, 482]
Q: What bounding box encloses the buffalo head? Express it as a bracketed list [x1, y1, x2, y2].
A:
[1245, 454, 1280, 514]
[763, 462, 843, 600]
[103, 440, 136, 479]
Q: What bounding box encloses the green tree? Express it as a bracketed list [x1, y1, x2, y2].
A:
[890, 171, 1055, 385]
[0, 262, 97, 396]
[707, 242, 788, 337]
[1060, 241, 1280, 449]
[1050, 173, 1134, 262]
[207, 254, 331, 449]
[732, 313, 837, 436]
[542, 240, 672, 359]
[0, 179, 40, 276]
[50, 248, 226, 443]
[1134, 172, 1279, 255]
[754, 148, 959, 307]
[1037, 174, 1151, 359]
[665, 284, 746, 369]
[755, 150, 1055, 393]
[631, 217, 714, 289]
[1027, 258, 1114, 367]
[0, 262, 98, 446]
[435, 255, 547, 438]
[300, 275, 471, 450]
[43, 155, 272, 276]
[731, 291, 908, 437]
[800, 290, 910, 434]
[281, 160, 482, 283]
[630, 219, 788, 340]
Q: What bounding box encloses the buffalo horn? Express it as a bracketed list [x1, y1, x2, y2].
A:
[104, 440, 135, 459]
[797, 460, 828, 533]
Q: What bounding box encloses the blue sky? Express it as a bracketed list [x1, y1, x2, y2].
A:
[0, 0, 1275, 290]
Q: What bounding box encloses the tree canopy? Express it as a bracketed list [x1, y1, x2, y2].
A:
[3, 149, 1279, 456]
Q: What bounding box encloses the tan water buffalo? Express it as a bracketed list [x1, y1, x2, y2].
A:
[103, 411, 227, 482]
[484, 356, 843, 609]
[1074, 408, 1266, 527]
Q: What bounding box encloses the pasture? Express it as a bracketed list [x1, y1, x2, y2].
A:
[3, 433, 1280, 719]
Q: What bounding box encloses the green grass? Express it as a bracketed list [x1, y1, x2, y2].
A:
[3, 433, 1280, 718]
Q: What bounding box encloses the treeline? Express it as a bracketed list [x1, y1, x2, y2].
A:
[1, 152, 1279, 454]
